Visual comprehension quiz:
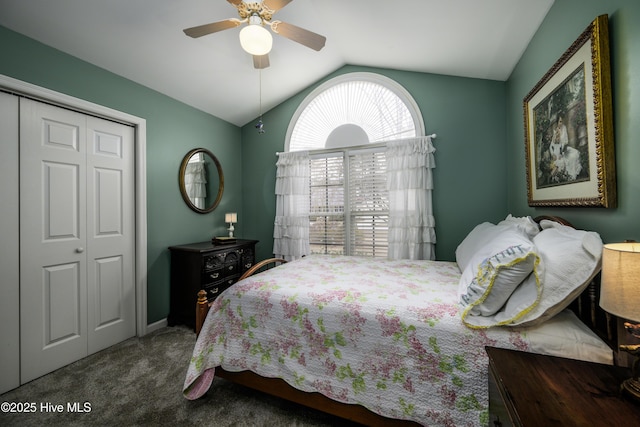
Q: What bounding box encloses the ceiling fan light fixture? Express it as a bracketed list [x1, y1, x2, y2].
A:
[184, 0, 326, 68]
[239, 23, 273, 56]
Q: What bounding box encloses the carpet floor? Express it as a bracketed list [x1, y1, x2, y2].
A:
[0, 325, 362, 426]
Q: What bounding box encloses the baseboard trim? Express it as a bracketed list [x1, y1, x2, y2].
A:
[145, 318, 168, 335]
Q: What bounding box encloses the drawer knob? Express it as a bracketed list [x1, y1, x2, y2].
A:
[76, 247, 84, 253]
[210, 272, 219, 279]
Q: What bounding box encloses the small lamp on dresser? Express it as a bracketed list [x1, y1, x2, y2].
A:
[225, 212, 237, 238]
[600, 242, 640, 401]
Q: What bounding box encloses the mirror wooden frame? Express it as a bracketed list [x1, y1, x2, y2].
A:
[179, 147, 224, 214]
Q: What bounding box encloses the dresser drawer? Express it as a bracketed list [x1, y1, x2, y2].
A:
[202, 268, 224, 283]
[202, 260, 239, 282]
[488, 359, 513, 427]
[203, 282, 227, 300]
[203, 254, 224, 271]
[241, 255, 254, 271]
[222, 250, 239, 264]
[204, 274, 240, 300]
[204, 249, 240, 269]
[203, 272, 241, 288]
[222, 261, 239, 276]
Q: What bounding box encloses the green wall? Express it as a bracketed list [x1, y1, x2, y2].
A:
[241, 65, 509, 262]
[0, 26, 243, 324]
[506, 0, 640, 243]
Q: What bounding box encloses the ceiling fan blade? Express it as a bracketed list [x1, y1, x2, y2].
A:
[227, 0, 243, 6]
[271, 21, 326, 51]
[253, 54, 270, 69]
[183, 19, 241, 38]
[263, 0, 294, 12]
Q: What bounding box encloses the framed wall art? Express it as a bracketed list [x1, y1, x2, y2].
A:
[523, 14, 616, 207]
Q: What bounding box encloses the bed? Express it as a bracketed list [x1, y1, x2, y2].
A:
[183, 216, 619, 426]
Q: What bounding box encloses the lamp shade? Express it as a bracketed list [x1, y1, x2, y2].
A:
[239, 24, 272, 56]
[600, 242, 640, 322]
[225, 212, 237, 223]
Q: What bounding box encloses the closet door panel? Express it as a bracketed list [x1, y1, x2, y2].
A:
[94, 256, 125, 324]
[95, 167, 123, 233]
[20, 99, 88, 383]
[86, 116, 135, 354]
[44, 161, 81, 239]
[0, 91, 20, 394]
[44, 262, 82, 343]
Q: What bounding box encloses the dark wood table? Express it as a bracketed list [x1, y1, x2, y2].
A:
[486, 346, 640, 426]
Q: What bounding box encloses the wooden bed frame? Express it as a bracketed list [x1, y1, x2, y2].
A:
[193, 216, 621, 426]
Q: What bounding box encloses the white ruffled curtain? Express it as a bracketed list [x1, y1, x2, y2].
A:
[386, 136, 436, 260]
[273, 151, 310, 261]
[184, 161, 207, 209]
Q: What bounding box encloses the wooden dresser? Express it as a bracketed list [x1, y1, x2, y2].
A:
[168, 239, 258, 329]
[486, 346, 640, 426]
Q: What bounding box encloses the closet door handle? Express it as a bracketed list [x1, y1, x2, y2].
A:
[76, 247, 85, 253]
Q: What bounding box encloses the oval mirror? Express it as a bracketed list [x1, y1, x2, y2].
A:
[179, 148, 224, 214]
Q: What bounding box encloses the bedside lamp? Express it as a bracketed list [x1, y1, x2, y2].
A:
[225, 213, 237, 238]
[600, 242, 640, 401]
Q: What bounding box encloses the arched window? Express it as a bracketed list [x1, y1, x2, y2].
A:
[275, 73, 434, 260]
[286, 72, 424, 151]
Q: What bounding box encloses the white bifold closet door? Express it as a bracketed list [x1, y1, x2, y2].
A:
[0, 91, 20, 394]
[20, 98, 135, 383]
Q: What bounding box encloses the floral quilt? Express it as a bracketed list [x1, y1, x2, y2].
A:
[183, 255, 536, 426]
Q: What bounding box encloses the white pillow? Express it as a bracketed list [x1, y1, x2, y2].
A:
[511, 221, 602, 327]
[498, 214, 540, 239]
[519, 309, 613, 365]
[458, 227, 544, 328]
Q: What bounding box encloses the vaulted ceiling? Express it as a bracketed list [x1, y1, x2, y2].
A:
[0, 0, 554, 126]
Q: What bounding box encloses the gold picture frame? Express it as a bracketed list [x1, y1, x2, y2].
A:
[524, 15, 616, 207]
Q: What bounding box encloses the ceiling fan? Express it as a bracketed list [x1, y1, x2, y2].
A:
[183, 0, 326, 69]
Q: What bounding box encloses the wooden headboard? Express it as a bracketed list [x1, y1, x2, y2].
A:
[534, 216, 624, 365]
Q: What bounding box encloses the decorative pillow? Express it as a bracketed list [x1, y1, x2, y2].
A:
[456, 216, 540, 272]
[455, 222, 497, 272]
[510, 220, 603, 327]
[458, 227, 544, 328]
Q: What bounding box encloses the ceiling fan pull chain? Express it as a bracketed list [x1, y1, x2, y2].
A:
[256, 68, 265, 134]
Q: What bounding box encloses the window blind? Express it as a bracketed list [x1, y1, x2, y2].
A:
[309, 154, 345, 255]
[348, 150, 388, 257]
[309, 148, 388, 257]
